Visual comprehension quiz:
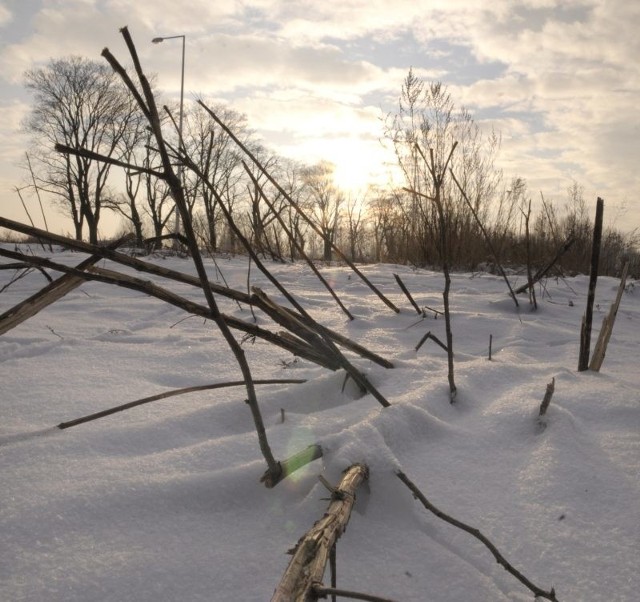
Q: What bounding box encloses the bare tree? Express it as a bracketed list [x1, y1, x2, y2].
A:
[302, 161, 343, 261]
[181, 101, 249, 251]
[385, 72, 502, 268]
[24, 56, 139, 243]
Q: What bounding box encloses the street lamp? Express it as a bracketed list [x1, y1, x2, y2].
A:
[152, 34, 185, 242]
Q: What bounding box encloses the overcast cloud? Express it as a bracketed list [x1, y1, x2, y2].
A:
[0, 0, 638, 234]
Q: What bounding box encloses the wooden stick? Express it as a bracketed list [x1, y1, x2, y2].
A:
[197, 100, 400, 314]
[578, 197, 604, 371]
[415, 330, 448, 353]
[393, 273, 421, 314]
[271, 464, 368, 601]
[589, 260, 629, 371]
[0, 220, 393, 369]
[0, 249, 341, 370]
[57, 380, 307, 429]
[395, 471, 559, 601]
[538, 377, 556, 417]
[242, 161, 354, 321]
[514, 236, 575, 294]
[0, 235, 131, 336]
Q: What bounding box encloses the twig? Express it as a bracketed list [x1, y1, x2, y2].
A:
[514, 236, 575, 295]
[57, 379, 306, 429]
[395, 470, 559, 601]
[415, 330, 448, 353]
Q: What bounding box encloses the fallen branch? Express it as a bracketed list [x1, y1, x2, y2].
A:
[57, 379, 307, 429]
[0, 221, 392, 369]
[0, 235, 131, 335]
[272, 464, 369, 601]
[395, 470, 559, 602]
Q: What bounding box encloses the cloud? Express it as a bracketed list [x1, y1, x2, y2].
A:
[0, 0, 638, 232]
[0, 5, 12, 27]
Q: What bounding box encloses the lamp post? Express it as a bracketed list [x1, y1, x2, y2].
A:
[152, 34, 185, 242]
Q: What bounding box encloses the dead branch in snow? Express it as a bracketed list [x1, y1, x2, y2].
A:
[271, 464, 368, 601]
[197, 100, 401, 315]
[57, 380, 307, 430]
[538, 377, 556, 418]
[0, 235, 131, 335]
[589, 260, 629, 372]
[415, 330, 449, 353]
[251, 287, 391, 408]
[395, 470, 559, 602]
[393, 273, 422, 315]
[514, 236, 576, 295]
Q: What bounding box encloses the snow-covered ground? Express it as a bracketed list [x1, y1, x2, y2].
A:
[1, 248, 638, 601]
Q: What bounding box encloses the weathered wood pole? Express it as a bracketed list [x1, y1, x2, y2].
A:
[578, 197, 604, 371]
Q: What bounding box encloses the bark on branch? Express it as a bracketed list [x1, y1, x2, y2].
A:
[272, 464, 369, 601]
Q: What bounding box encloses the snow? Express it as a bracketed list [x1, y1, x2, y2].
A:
[1, 248, 638, 601]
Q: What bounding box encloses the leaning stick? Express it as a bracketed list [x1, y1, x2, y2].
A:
[393, 273, 421, 314]
[396, 471, 559, 601]
[57, 380, 306, 429]
[271, 464, 369, 601]
[538, 377, 556, 418]
[449, 169, 519, 308]
[0, 249, 341, 370]
[0, 235, 131, 336]
[514, 236, 576, 295]
[589, 260, 629, 372]
[197, 100, 400, 314]
[242, 161, 354, 321]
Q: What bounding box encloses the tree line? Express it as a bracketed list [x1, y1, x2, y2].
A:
[20, 58, 638, 277]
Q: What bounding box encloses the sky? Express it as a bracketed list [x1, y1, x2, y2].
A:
[0, 0, 639, 237]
